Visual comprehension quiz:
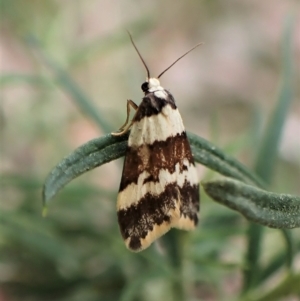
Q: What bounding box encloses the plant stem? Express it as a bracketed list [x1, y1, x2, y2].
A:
[162, 230, 185, 301]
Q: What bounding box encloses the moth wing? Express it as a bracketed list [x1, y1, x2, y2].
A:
[117, 103, 199, 252]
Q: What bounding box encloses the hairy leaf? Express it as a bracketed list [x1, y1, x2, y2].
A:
[43, 132, 263, 206]
[202, 178, 300, 229]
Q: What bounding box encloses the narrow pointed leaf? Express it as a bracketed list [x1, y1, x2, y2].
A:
[202, 178, 300, 229]
[43, 133, 128, 205]
[0, 74, 50, 87]
[188, 133, 265, 188]
[43, 132, 264, 206]
[27, 36, 112, 132]
[256, 229, 298, 284]
[254, 15, 294, 184]
[242, 273, 300, 301]
[244, 14, 296, 292]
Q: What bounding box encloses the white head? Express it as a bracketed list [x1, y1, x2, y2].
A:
[148, 78, 161, 89]
[141, 77, 165, 94]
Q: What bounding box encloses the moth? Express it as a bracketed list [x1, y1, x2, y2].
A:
[112, 33, 200, 252]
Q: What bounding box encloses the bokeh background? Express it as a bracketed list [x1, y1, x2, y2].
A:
[1, 1, 299, 300]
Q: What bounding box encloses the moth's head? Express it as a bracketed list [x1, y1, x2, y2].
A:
[141, 78, 161, 93]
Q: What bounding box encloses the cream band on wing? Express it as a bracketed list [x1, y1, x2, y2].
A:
[117, 160, 198, 210]
[123, 201, 196, 252]
[128, 105, 185, 148]
[124, 220, 172, 251]
[171, 214, 197, 230]
[124, 203, 181, 251]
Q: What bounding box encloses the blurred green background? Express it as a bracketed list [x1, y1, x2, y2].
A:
[1, 1, 299, 300]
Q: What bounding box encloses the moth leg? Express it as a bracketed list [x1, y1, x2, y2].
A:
[111, 100, 138, 136]
[118, 100, 138, 131]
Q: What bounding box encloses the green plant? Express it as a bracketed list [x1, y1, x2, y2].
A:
[1, 2, 299, 300]
[41, 14, 299, 301]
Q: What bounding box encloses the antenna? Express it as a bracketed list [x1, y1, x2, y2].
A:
[127, 31, 151, 79]
[157, 42, 203, 79]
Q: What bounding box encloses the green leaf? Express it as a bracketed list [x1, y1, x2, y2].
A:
[0, 211, 80, 270]
[42, 132, 263, 206]
[43, 133, 128, 206]
[0, 74, 51, 87]
[244, 13, 296, 292]
[202, 178, 300, 229]
[254, 15, 294, 184]
[257, 231, 299, 284]
[188, 133, 264, 188]
[242, 273, 300, 301]
[119, 270, 164, 301]
[26, 36, 112, 133]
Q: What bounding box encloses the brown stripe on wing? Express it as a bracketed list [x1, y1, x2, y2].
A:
[133, 91, 177, 122]
[117, 180, 199, 251]
[119, 132, 195, 192]
[178, 181, 199, 224]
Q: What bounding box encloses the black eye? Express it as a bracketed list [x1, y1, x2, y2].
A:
[141, 82, 149, 92]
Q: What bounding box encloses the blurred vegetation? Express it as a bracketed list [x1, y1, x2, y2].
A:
[1, 1, 299, 301]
